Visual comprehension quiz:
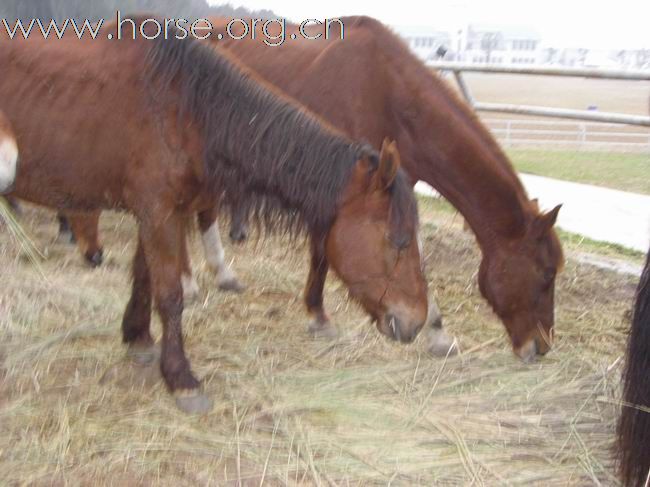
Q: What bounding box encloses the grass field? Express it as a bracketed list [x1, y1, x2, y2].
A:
[442, 73, 650, 193]
[507, 149, 650, 195]
[0, 201, 639, 485]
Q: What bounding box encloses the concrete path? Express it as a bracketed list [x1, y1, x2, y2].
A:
[416, 175, 650, 253]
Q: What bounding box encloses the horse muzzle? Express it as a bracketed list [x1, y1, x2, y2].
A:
[515, 328, 553, 363]
[380, 313, 425, 344]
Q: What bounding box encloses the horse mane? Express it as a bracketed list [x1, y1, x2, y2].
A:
[617, 247, 650, 487]
[143, 22, 417, 240]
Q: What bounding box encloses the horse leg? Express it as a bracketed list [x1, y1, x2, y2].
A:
[67, 211, 104, 267]
[304, 238, 338, 339]
[197, 206, 245, 293]
[57, 213, 75, 243]
[228, 198, 249, 243]
[425, 301, 459, 357]
[139, 214, 212, 414]
[180, 228, 200, 304]
[122, 232, 156, 365]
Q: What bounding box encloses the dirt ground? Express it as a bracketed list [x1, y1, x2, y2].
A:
[0, 200, 640, 486]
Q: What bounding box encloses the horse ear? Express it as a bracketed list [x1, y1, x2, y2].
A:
[378, 138, 400, 190]
[532, 204, 562, 238]
[530, 198, 539, 211]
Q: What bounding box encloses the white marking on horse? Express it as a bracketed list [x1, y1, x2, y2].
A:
[0, 137, 18, 193]
[201, 221, 238, 285]
[181, 273, 200, 303]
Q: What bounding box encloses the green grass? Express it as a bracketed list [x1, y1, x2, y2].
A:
[508, 149, 650, 194]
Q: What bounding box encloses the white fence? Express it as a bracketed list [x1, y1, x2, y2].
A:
[429, 62, 650, 128]
[483, 119, 650, 152]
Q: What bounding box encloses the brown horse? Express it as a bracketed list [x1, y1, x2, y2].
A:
[617, 246, 650, 487]
[0, 110, 18, 195]
[56, 16, 564, 361]
[216, 16, 564, 361]
[1, 19, 429, 413]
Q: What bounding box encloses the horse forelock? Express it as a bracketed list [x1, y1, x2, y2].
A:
[387, 169, 418, 249]
[142, 26, 369, 241]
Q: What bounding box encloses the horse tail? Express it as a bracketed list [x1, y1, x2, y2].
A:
[617, 246, 650, 487]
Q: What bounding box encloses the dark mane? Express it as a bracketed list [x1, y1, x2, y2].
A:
[617, 248, 650, 487]
[142, 25, 415, 240]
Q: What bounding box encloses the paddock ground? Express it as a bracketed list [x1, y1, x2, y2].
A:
[0, 199, 640, 485]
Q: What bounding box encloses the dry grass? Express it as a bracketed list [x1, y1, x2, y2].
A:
[0, 201, 639, 486]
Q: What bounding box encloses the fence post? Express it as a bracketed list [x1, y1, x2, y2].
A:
[505, 120, 512, 147]
[579, 123, 587, 150]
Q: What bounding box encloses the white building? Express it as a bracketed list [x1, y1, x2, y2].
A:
[397, 26, 453, 61]
[397, 24, 543, 65]
[460, 24, 542, 64]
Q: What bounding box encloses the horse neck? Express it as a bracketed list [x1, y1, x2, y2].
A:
[396, 90, 531, 251]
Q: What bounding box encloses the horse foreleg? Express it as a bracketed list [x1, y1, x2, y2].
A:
[197, 207, 245, 292]
[180, 221, 200, 304]
[122, 232, 155, 364]
[65, 211, 104, 267]
[139, 214, 212, 414]
[304, 238, 338, 339]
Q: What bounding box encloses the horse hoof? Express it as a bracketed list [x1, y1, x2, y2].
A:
[175, 391, 214, 414]
[85, 249, 104, 268]
[427, 328, 459, 357]
[127, 343, 161, 366]
[218, 278, 245, 293]
[229, 229, 248, 243]
[307, 320, 339, 340]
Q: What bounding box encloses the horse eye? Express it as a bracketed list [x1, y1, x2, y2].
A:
[542, 268, 556, 288]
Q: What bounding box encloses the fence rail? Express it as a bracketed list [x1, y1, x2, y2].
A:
[428, 62, 650, 128]
[482, 118, 650, 151]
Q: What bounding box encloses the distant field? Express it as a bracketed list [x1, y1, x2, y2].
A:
[508, 149, 650, 194]
[461, 73, 650, 116]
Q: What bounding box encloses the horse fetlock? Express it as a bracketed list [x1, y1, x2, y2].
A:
[217, 268, 245, 293]
[181, 274, 200, 303]
[160, 359, 200, 392]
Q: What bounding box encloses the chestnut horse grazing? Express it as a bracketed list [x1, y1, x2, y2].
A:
[215, 16, 564, 360]
[55, 16, 564, 361]
[617, 246, 650, 487]
[0, 111, 18, 195]
[1, 21, 429, 413]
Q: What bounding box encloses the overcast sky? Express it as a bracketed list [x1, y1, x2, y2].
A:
[210, 0, 650, 49]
